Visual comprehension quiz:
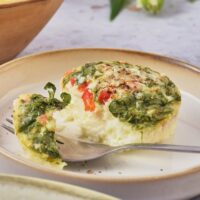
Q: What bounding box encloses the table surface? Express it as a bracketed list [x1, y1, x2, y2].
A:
[1, 0, 200, 199]
[19, 0, 200, 68]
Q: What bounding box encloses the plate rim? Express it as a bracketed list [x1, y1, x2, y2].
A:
[0, 48, 200, 74]
[0, 173, 118, 200]
[0, 47, 200, 184]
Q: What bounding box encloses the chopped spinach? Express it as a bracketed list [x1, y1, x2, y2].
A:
[109, 90, 180, 129]
[18, 83, 71, 159]
[82, 63, 96, 77]
[62, 63, 97, 86]
[32, 130, 59, 158]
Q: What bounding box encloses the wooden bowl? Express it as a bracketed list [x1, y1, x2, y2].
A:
[0, 0, 63, 64]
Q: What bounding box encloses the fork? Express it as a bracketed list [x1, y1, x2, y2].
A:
[2, 118, 200, 162]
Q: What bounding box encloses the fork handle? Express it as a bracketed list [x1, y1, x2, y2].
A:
[114, 144, 200, 153]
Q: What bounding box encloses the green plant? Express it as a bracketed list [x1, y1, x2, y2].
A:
[110, 0, 196, 20]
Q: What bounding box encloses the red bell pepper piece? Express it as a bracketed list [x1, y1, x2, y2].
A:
[78, 82, 89, 92]
[82, 89, 95, 112]
[98, 90, 111, 104]
[70, 77, 76, 86]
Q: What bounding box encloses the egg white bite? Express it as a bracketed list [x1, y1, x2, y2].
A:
[57, 61, 181, 146]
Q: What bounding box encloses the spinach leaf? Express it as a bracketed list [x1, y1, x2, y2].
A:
[44, 82, 56, 99]
[110, 0, 128, 20]
[60, 92, 71, 106]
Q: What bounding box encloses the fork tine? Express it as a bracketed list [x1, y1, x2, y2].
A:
[6, 118, 13, 124]
[1, 124, 15, 134]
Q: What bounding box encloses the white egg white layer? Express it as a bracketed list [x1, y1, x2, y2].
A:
[54, 84, 177, 146]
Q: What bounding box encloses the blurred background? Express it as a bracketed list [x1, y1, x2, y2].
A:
[19, 0, 200, 67]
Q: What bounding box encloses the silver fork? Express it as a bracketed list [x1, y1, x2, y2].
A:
[2, 118, 200, 162]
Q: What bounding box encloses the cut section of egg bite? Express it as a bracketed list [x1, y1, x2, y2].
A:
[13, 83, 71, 167]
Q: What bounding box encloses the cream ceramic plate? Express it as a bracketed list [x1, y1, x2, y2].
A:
[0, 49, 200, 200]
[0, 173, 118, 200]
